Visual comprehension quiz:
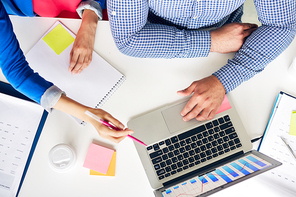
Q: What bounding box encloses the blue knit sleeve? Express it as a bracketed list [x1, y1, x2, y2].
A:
[0, 2, 53, 104]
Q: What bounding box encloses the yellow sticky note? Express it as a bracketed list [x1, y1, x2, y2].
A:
[90, 152, 116, 176]
[289, 111, 296, 136]
[43, 24, 74, 55]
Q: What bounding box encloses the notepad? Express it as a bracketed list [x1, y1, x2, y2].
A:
[83, 143, 114, 174]
[43, 24, 75, 55]
[90, 152, 116, 176]
[289, 111, 296, 136]
[25, 21, 125, 123]
[216, 95, 231, 114]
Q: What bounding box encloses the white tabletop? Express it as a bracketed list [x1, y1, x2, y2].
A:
[2, 7, 296, 197]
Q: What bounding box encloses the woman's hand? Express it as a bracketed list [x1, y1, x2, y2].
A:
[69, 9, 99, 74]
[54, 94, 133, 143]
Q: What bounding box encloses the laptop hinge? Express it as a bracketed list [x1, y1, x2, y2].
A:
[162, 150, 244, 188]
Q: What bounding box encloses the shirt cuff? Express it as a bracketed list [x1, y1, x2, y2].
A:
[40, 85, 64, 112]
[76, 0, 103, 20]
[187, 30, 211, 58]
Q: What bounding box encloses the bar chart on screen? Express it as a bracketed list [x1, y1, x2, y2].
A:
[161, 154, 271, 197]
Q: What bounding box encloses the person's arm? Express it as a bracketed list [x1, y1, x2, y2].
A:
[107, 0, 256, 59]
[0, 2, 132, 143]
[179, 0, 296, 121]
[53, 95, 133, 143]
[214, 0, 296, 93]
[0, 2, 53, 104]
[69, 0, 104, 74]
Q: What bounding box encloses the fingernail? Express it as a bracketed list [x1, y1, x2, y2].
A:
[119, 123, 124, 129]
[129, 131, 134, 135]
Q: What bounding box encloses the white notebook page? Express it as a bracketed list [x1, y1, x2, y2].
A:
[25, 21, 125, 109]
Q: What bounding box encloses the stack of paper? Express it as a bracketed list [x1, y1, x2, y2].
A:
[83, 143, 116, 176]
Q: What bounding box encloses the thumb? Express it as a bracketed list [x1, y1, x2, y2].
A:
[177, 82, 196, 96]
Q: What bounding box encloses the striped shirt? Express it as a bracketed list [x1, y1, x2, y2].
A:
[108, 0, 296, 93]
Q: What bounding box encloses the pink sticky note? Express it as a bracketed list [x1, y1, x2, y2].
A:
[216, 95, 232, 114]
[83, 143, 114, 174]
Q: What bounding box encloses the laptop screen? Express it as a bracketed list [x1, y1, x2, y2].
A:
[154, 150, 281, 197]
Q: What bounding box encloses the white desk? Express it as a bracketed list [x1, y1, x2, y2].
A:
[1, 11, 296, 197]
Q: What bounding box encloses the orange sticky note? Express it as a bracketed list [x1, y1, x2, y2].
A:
[216, 95, 232, 114]
[90, 152, 116, 176]
[83, 143, 114, 174]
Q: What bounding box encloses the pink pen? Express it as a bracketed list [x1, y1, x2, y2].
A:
[85, 111, 147, 146]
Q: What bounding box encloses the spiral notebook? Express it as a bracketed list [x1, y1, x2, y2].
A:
[25, 21, 125, 123]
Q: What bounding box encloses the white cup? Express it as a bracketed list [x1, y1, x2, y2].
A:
[288, 56, 296, 79]
[48, 144, 76, 172]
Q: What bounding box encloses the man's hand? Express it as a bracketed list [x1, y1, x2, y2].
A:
[210, 23, 258, 53]
[177, 75, 226, 121]
[69, 9, 98, 74]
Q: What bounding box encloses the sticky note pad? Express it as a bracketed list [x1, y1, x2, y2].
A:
[216, 95, 232, 114]
[83, 143, 114, 174]
[90, 152, 116, 176]
[289, 111, 296, 136]
[43, 24, 74, 55]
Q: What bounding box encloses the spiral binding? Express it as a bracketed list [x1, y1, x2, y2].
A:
[95, 75, 126, 108]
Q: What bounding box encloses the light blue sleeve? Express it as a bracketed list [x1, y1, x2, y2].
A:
[77, 0, 105, 19]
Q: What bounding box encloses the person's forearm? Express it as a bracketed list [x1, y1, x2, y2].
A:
[0, 2, 52, 104]
[213, 25, 296, 94]
[53, 94, 92, 122]
[80, 9, 98, 38]
[108, 0, 211, 59]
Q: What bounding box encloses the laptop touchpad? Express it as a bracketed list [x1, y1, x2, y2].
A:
[161, 101, 200, 134]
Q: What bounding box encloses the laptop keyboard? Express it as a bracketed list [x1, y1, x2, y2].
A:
[146, 115, 242, 181]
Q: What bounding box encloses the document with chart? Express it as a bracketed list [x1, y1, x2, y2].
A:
[258, 92, 296, 195]
[0, 91, 45, 197]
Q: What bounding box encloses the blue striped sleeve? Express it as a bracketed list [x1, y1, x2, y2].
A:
[213, 0, 296, 93]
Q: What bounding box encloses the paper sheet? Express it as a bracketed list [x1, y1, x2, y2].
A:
[216, 95, 232, 114]
[0, 93, 44, 197]
[259, 93, 296, 194]
[83, 143, 114, 174]
[90, 152, 116, 176]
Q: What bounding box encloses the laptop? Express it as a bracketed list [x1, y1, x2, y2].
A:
[127, 95, 281, 197]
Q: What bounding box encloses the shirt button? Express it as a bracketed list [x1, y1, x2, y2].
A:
[111, 11, 116, 16]
[193, 16, 197, 19]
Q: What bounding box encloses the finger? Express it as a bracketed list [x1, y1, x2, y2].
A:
[71, 55, 85, 75]
[181, 94, 204, 118]
[195, 104, 213, 121]
[242, 26, 258, 37]
[78, 58, 91, 74]
[241, 23, 258, 30]
[106, 128, 133, 138]
[177, 82, 196, 97]
[69, 51, 79, 72]
[101, 133, 126, 143]
[182, 103, 204, 121]
[103, 115, 126, 130]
